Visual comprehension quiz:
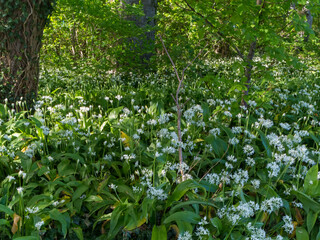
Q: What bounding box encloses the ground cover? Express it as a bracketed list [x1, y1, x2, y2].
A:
[0, 58, 320, 240]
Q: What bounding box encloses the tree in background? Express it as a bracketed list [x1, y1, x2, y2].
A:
[41, 0, 157, 73]
[121, 0, 157, 64]
[0, 0, 55, 106]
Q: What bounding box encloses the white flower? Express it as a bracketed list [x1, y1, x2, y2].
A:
[227, 155, 237, 162]
[251, 179, 260, 189]
[248, 100, 257, 107]
[195, 226, 209, 239]
[280, 122, 291, 131]
[17, 187, 24, 195]
[243, 145, 254, 156]
[231, 127, 242, 134]
[6, 175, 15, 182]
[35, 220, 44, 230]
[178, 231, 192, 240]
[261, 197, 283, 214]
[109, 184, 118, 190]
[209, 128, 221, 138]
[25, 206, 39, 214]
[115, 95, 123, 101]
[146, 186, 167, 200]
[228, 137, 239, 145]
[40, 126, 50, 135]
[18, 170, 26, 179]
[266, 162, 280, 177]
[282, 215, 294, 234]
[224, 111, 232, 117]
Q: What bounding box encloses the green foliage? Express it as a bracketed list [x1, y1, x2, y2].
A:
[41, 0, 156, 73]
[0, 57, 320, 239]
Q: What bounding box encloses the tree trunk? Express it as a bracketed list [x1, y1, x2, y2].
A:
[303, 6, 313, 42]
[121, 0, 157, 64]
[0, 0, 54, 106]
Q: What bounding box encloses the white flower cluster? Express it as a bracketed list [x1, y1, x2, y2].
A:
[282, 215, 294, 234]
[195, 217, 210, 240]
[217, 201, 259, 225]
[146, 186, 168, 201]
[177, 231, 192, 240]
[25, 206, 39, 214]
[255, 116, 274, 129]
[260, 197, 283, 214]
[246, 222, 271, 240]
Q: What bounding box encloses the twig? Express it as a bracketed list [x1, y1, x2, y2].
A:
[158, 34, 207, 177]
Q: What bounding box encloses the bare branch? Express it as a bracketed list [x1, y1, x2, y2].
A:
[158, 34, 181, 82]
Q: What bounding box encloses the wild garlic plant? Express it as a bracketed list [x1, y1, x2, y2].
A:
[0, 58, 319, 239]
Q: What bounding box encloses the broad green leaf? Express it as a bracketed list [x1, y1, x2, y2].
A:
[163, 211, 201, 225]
[30, 117, 43, 128]
[93, 213, 111, 230]
[317, 229, 320, 240]
[205, 136, 228, 158]
[0, 219, 9, 226]
[13, 237, 38, 240]
[210, 217, 222, 236]
[296, 227, 309, 240]
[109, 205, 125, 237]
[201, 102, 210, 122]
[72, 227, 84, 240]
[307, 211, 318, 233]
[151, 225, 167, 240]
[108, 106, 124, 122]
[72, 184, 89, 201]
[257, 130, 272, 158]
[49, 209, 68, 238]
[0, 204, 14, 217]
[169, 200, 216, 214]
[58, 160, 75, 176]
[293, 190, 320, 213]
[166, 180, 204, 208]
[176, 221, 193, 234]
[304, 164, 318, 194]
[0, 104, 6, 118]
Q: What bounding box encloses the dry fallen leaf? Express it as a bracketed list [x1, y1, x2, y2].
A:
[11, 213, 21, 234]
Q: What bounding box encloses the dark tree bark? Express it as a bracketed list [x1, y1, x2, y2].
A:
[121, 0, 157, 64]
[303, 6, 313, 42]
[0, 0, 54, 106]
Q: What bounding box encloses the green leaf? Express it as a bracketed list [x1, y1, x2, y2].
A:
[0, 204, 14, 217]
[166, 180, 204, 208]
[72, 184, 89, 201]
[257, 130, 272, 158]
[49, 209, 68, 238]
[163, 211, 201, 225]
[210, 217, 222, 236]
[293, 190, 320, 213]
[317, 229, 320, 240]
[72, 227, 84, 240]
[307, 211, 318, 233]
[169, 200, 216, 214]
[13, 237, 39, 240]
[296, 227, 309, 240]
[109, 205, 125, 238]
[58, 160, 75, 176]
[205, 136, 228, 158]
[0, 219, 9, 226]
[151, 225, 167, 240]
[304, 164, 318, 195]
[201, 102, 210, 122]
[0, 104, 6, 118]
[108, 106, 124, 122]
